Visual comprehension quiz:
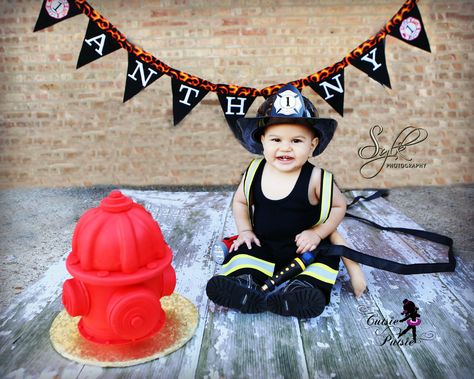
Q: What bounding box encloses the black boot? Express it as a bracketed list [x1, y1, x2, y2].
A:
[267, 279, 326, 319]
[206, 274, 267, 313]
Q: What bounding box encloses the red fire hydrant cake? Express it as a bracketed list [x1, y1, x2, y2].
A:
[50, 190, 198, 367]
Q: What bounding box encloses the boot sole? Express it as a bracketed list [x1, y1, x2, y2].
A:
[267, 287, 326, 319]
[206, 275, 266, 314]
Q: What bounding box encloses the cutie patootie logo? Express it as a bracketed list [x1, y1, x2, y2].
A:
[358, 299, 435, 346]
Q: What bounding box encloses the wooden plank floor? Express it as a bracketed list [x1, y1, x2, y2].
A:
[0, 190, 472, 379]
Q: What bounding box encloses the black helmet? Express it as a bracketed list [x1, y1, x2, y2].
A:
[236, 84, 337, 156]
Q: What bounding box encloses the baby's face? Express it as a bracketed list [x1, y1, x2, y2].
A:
[261, 123, 319, 173]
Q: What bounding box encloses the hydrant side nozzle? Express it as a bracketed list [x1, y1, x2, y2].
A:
[162, 265, 176, 297]
[62, 278, 90, 317]
[107, 288, 165, 341]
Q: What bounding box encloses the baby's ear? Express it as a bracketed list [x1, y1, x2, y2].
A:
[311, 136, 319, 150]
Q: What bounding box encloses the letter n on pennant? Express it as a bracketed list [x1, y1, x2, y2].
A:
[77, 19, 121, 69]
[309, 70, 345, 116]
[124, 53, 164, 102]
[171, 78, 209, 125]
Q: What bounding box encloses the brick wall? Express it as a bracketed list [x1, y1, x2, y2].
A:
[0, 0, 473, 189]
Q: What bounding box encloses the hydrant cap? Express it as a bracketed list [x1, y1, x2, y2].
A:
[71, 190, 171, 275]
[100, 190, 133, 212]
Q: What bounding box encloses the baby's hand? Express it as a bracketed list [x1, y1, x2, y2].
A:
[229, 230, 261, 252]
[295, 229, 322, 254]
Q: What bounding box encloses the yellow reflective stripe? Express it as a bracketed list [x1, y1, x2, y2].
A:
[243, 158, 264, 208]
[314, 169, 333, 226]
[295, 257, 306, 271]
[298, 262, 338, 284]
[221, 254, 274, 277]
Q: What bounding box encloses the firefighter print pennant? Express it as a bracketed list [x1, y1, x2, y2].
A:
[309, 70, 345, 117]
[124, 53, 164, 102]
[387, 2, 431, 53]
[350, 39, 391, 89]
[217, 92, 256, 130]
[33, 0, 82, 32]
[171, 78, 209, 125]
[76, 19, 122, 69]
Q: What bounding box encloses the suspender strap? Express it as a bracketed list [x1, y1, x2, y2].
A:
[243, 158, 264, 221]
[313, 169, 333, 226]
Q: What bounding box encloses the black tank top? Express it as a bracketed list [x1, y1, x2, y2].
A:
[253, 159, 321, 243]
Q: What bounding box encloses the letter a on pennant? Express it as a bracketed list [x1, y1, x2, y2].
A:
[77, 19, 121, 69]
[309, 70, 345, 116]
[171, 78, 209, 125]
[124, 53, 164, 102]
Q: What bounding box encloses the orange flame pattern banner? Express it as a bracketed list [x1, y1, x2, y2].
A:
[74, 0, 416, 97]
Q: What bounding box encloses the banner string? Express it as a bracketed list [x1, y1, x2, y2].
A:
[72, 0, 416, 97]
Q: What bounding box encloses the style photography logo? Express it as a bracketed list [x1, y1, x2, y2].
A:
[358, 125, 428, 179]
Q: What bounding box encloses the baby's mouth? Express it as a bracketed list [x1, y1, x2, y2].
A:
[277, 155, 294, 162]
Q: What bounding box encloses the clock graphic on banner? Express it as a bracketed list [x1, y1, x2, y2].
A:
[45, 0, 70, 20]
[399, 17, 422, 41]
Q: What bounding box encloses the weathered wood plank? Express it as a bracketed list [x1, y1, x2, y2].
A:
[354, 190, 474, 310]
[332, 191, 474, 378]
[299, 277, 417, 378]
[0, 251, 82, 379]
[196, 205, 310, 379]
[77, 191, 233, 379]
[1, 189, 471, 379]
[0, 191, 232, 379]
[1, 296, 84, 379]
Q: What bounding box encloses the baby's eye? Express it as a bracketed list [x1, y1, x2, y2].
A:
[292, 139, 303, 143]
[270, 138, 281, 142]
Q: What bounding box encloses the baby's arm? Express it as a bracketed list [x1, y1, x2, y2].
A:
[229, 177, 261, 252]
[295, 170, 347, 253]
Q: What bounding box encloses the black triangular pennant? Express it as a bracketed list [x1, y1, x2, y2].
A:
[351, 39, 391, 88]
[171, 78, 209, 125]
[76, 19, 122, 69]
[33, 0, 82, 32]
[217, 92, 256, 132]
[308, 70, 345, 116]
[388, 3, 431, 53]
[123, 53, 164, 102]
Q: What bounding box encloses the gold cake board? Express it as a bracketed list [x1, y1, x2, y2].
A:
[50, 293, 198, 367]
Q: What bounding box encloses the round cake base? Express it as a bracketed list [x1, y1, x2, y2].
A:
[50, 293, 198, 367]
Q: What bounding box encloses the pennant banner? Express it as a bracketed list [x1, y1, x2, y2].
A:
[77, 19, 121, 69]
[171, 79, 209, 125]
[350, 39, 391, 89]
[124, 53, 164, 102]
[309, 70, 345, 117]
[217, 92, 256, 132]
[34, 0, 430, 128]
[33, 0, 82, 32]
[387, 2, 431, 52]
